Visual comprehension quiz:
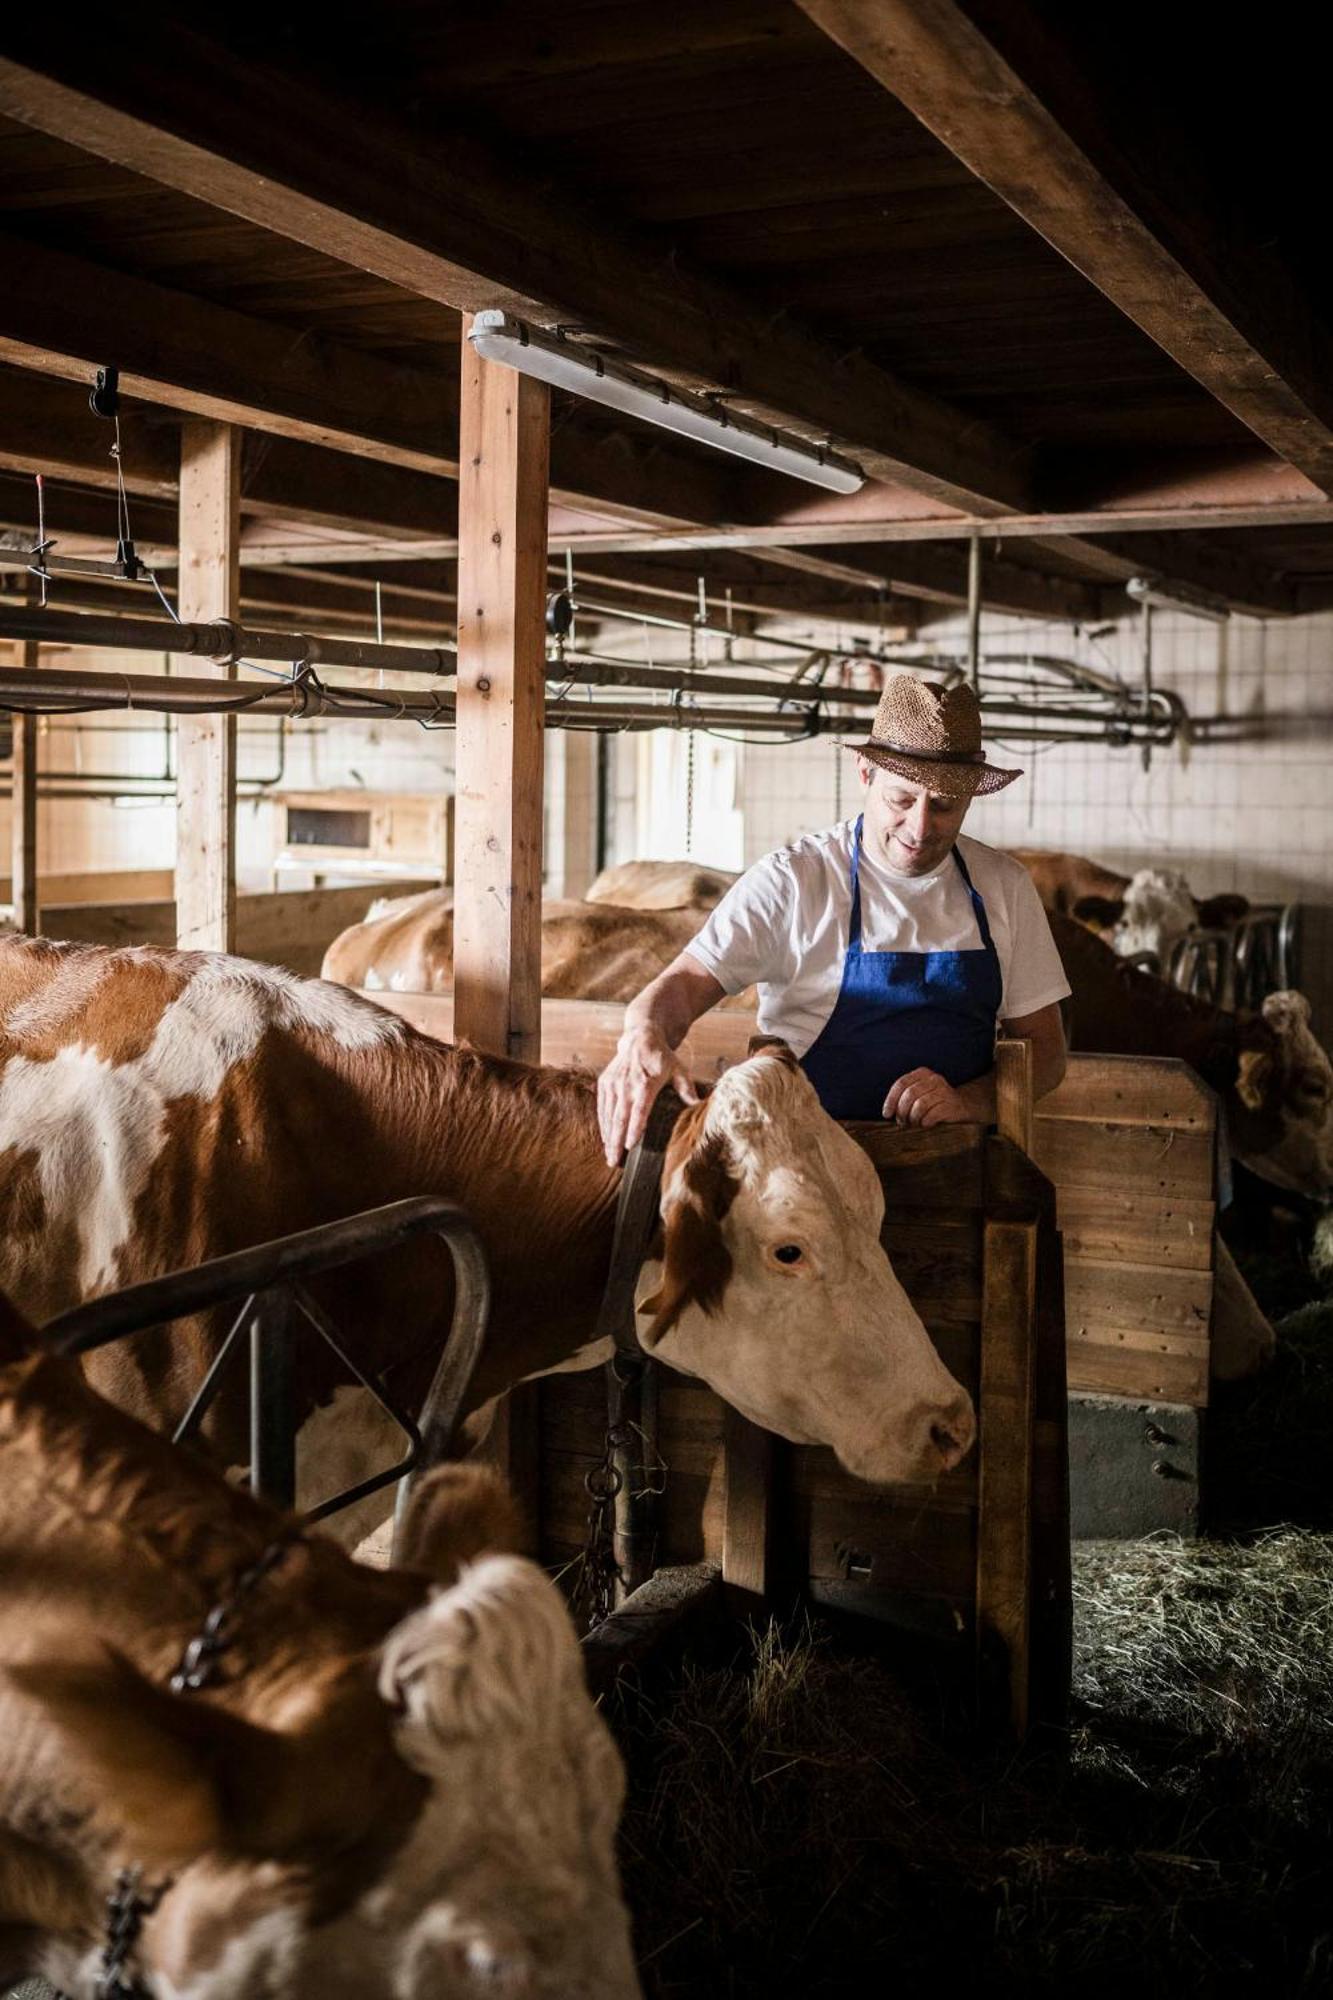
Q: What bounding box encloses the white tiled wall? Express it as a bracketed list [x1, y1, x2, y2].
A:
[740, 608, 1333, 1037]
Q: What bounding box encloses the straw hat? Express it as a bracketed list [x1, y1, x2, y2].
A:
[843, 676, 1021, 798]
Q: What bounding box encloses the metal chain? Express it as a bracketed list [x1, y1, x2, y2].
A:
[684, 727, 696, 855]
[170, 1530, 303, 1693]
[569, 1421, 628, 1631]
[94, 1869, 169, 2000]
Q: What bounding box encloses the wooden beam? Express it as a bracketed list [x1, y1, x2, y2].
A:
[174, 422, 239, 954]
[0, 32, 1032, 514]
[0, 238, 737, 534]
[452, 323, 549, 1065]
[794, 0, 1333, 493]
[11, 610, 37, 935]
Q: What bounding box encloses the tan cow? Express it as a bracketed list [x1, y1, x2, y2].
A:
[0, 937, 973, 1504]
[584, 859, 739, 911]
[0, 1297, 639, 1998]
[322, 889, 756, 1010]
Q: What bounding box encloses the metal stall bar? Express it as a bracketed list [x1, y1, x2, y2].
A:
[42, 1195, 490, 1547]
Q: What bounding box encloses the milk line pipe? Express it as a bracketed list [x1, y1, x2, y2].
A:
[0, 663, 1180, 745]
[3, 599, 1186, 736]
[0, 602, 456, 676]
[0, 660, 1182, 738]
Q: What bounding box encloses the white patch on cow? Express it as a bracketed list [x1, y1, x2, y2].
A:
[516, 1333, 614, 1384]
[0, 1044, 169, 1294]
[152, 1905, 303, 2000]
[0, 952, 406, 1305]
[294, 1385, 405, 1554]
[1112, 868, 1197, 962]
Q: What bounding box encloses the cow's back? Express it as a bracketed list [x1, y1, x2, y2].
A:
[1052, 912, 1230, 1068]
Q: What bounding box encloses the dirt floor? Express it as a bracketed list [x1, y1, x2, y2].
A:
[610, 1236, 1333, 1999]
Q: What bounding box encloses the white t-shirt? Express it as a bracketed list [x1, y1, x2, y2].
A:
[687, 823, 1071, 1059]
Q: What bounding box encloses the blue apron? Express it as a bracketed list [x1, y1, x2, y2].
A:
[799, 816, 1003, 1121]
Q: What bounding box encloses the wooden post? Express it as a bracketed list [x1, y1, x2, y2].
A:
[175, 421, 240, 952]
[454, 320, 549, 1544]
[12, 622, 38, 936]
[976, 1211, 1039, 1738]
[994, 1034, 1034, 1153]
[722, 1406, 774, 1607]
[453, 315, 549, 1061]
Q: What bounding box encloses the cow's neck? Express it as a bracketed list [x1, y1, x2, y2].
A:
[355, 1037, 624, 1408]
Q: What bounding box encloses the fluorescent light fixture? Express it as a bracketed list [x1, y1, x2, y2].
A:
[1126, 575, 1230, 624]
[468, 309, 865, 495]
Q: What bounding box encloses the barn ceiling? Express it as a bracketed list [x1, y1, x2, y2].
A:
[0, 0, 1328, 635]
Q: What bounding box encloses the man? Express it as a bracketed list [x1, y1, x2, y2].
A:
[598, 675, 1070, 1165]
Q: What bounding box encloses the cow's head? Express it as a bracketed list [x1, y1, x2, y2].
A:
[6, 1468, 640, 2000]
[1109, 868, 1198, 962]
[637, 1047, 975, 1485]
[1231, 990, 1333, 1197]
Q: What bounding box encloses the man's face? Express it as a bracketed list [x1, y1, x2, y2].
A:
[858, 760, 971, 876]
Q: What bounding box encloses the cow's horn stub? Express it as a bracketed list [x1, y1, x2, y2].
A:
[746, 1034, 798, 1067]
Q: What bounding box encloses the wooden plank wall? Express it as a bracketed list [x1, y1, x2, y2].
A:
[40, 878, 434, 977]
[1032, 1056, 1216, 1407]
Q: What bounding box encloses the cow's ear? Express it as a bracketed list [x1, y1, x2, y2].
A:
[640, 1105, 738, 1348]
[394, 1463, 523, 1585]
[1236, 1046, 1273, 1110]
[746, 1034, 798, 1067]
[5, 1648, 416, 1869]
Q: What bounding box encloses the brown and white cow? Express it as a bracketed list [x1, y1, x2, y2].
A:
[0, 937, 973, 1504]
[1012, 849, 1249, 960]
[322, 889, 757, 1010]
[0, 1296, 640, 1998]
[1053, 913, 1333, 1196]
[584, 860, 738, 911]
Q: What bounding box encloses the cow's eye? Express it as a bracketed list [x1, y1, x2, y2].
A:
[774, 1244, 804, 1265]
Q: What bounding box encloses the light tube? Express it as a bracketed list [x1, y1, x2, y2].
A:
[1126, 575, 1230, 623]
[468, 310, 865, 494]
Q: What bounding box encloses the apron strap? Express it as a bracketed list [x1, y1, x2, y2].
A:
[848, 813, 866, 949]
[952, 844, 996, 952]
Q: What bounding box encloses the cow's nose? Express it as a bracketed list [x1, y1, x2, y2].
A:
[930, 1390, 976, 1472]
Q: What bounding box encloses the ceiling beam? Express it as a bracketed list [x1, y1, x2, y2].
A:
[0, 234, 742, 532]
[794, 0, 1333, 493]
[0, 30, 1032, 515]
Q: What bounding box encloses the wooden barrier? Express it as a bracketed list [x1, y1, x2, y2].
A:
[0, 868, 175, 909]
[40, 879, 434, 979]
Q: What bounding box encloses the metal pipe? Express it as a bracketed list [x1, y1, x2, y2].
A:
[966, 535, 982, 691]
[0, 602, 455, 676]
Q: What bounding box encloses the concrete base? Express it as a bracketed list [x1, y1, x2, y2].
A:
[1068, 1395, 1201, 1540]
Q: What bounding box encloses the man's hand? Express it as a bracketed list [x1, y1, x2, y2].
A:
[882, 1067, 977, 1128]
[598, 1024, 700, 1167]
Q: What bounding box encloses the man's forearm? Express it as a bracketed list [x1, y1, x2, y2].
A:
[623, 955, 723, 1050]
